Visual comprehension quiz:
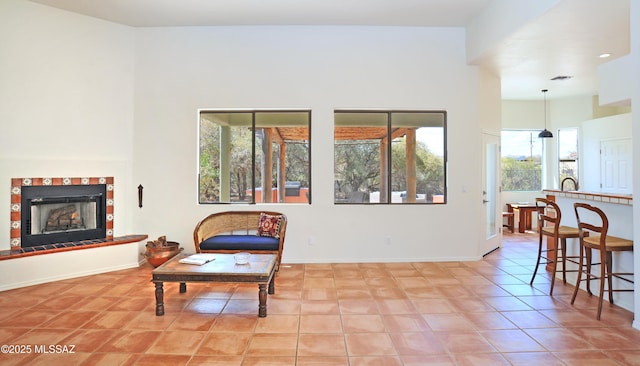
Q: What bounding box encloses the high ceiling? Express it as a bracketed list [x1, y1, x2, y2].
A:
[29, 0, 494, 27]
[29, 0, 630, 101]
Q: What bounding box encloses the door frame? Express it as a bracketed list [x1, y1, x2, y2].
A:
[481, 132, 502, 256]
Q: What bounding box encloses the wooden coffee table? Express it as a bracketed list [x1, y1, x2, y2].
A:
[152, 253, 277, 317]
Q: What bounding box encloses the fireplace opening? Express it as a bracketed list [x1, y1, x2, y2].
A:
[32, 198, 97, 234]
[21, 185, 107, 247]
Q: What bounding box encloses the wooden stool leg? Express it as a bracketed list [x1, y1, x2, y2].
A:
[560, 238, 567, 284]
[571, 243, 585, 305]
[596, 251, 607, 320]
[546, 236, 559, 296]
[605, 251, 614, 305]
[530, 230, 545, 287]
[585, 248, 593, 295]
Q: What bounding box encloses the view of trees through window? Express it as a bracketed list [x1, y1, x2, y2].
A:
[558, 128, 578, 189]
[334, 111, 446, 204]
[198, 110, 310, 204]
[501, 130, 543, 191]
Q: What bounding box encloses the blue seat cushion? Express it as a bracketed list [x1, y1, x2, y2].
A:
[200, 235, 280, 251]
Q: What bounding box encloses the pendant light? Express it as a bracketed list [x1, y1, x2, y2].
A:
[538, 89, 553, 138]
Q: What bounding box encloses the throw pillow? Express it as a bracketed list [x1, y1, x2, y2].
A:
[257, 212, 282, 238]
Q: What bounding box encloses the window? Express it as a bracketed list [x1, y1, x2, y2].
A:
[501, 130, 543, 191]
[198, 110, 311, 204]
[334, 110, 446, 204]
[558, 128, 578, 189]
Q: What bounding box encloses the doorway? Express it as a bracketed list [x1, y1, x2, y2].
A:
[482, 133, 501, 256]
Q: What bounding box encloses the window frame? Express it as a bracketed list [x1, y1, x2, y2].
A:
[198, 109, 311, 204]
[333, 109, 447, 205]
[500, 129, 544, 192]
[557, 127, 579, 190]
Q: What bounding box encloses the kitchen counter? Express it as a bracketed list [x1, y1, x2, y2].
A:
[542, 189, 632, 205]
[542, 189, 634, 313]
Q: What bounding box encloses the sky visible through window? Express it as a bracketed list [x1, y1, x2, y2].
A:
[558, 128, 578, 159]
[501, 129, 577, 159]
[417, 128, 444, 156]
[501, 130, 543, 158]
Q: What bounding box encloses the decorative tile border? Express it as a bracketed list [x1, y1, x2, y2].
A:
[10, 177, 114, 250]
[0, 235, 147, 261]
[542, 189, 633, 206]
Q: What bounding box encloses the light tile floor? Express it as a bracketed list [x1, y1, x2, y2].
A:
[1, 232, 639, 365]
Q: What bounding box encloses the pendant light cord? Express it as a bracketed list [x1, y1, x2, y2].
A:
[543, 89, 548, 129]
[538, 89, 553, 138]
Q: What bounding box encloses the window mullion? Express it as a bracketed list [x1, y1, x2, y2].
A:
[386, 112, 392, 204]
[251, 112, 256, 204]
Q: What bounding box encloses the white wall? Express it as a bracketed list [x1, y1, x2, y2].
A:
[599, 55, 633, 106]
[0, 242, 141, 291]
[581, 113, 632, 192]
[0, 1, 135, 160]
[0, 0, 136, 247]
[0, 1, 497, 269]
[0, 0, 139, 285]
[466, 0, 560, 64]
[0, 0, 136, 250]
[0, 0, 134, 234]
[132, 25, 492, 262]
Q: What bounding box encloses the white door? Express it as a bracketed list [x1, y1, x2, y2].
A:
[482, 133, 501, 256]
[601, 138, 632, 194]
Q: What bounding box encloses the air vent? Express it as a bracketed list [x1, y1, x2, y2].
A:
[550, 75, 572, 81]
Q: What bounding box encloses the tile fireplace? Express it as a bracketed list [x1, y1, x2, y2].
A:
[10, 177, 114, 250]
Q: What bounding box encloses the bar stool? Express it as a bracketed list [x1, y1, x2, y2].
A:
[529, 198, 583, 295]
[571, 202, 634, 320]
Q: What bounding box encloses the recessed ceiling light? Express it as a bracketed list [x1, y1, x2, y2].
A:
[599, 53, 611, 58]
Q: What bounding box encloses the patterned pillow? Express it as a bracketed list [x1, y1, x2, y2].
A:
[257, 213, 282, 238]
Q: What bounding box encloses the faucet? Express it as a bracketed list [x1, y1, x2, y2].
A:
[561, 177, 579, 191]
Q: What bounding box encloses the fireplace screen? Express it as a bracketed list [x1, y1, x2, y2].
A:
[21, 184, 107, 247]
[30, 198, 98, 235]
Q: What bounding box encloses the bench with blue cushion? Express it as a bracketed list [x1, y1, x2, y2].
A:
[199, 234, 280, 251]
[193, 211, 287, 271]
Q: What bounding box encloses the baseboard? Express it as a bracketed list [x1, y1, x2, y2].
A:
[0, 262, 140, 292]
[0, 242, 141, 291]
[282, 256, 482, 264]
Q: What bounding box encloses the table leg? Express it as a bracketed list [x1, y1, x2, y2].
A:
[505, 204, 515, 233]
[155, 282, 165, 316]
[258, 283, 268, 317]
[518, 208, 526, 233]
[268, 277, 275, 295]
[179, 282, 186, 293]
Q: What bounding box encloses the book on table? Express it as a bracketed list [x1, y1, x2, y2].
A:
[178, 254, 216, 265]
